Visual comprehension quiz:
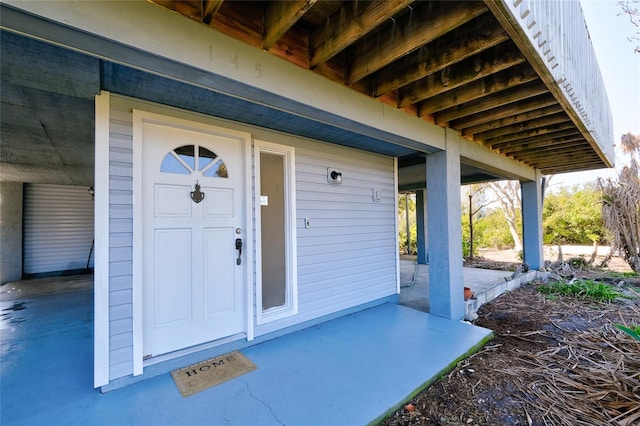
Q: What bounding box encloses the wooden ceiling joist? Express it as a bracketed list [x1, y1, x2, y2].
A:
[310, 0, 413, 67]
[461, 104, 563, 136]
[263, 0, 318, 48]
[346, 1, 487, 85]
[484, 122, 578, 148]
[451, 93, 557, 130]
[490, 129, 582, 150]
[433, 80, 548, 124]
[475, 112, 571, 141]
[501, 135, 584, 155]
[418, 63, 538, 116]
[397, 43, 525, 108]
[202, 0, 224, 24]
[373, 12, 509, 96]
[149, 0, 610, 175]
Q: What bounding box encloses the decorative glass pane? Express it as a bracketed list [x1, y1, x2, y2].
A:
[174, 145, 195, 170]
[160, 153, 190, 175]
[160, 144, 228, 178]
[203, 159, 228, 178]
[199, 147, 217, 171]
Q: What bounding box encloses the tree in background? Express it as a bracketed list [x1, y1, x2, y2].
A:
[462, 184, 493, 259]
[619, 0, 640, 53]
[398, 193, 416, 255]
[598, 132, 640, 272]
[543, 184, 606, 264]
[488, 181, 523, 251]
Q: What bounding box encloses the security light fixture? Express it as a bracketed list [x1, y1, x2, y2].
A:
[327, 168, 342, 184]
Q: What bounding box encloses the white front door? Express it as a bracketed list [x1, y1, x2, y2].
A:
[141, 119, 246, 358]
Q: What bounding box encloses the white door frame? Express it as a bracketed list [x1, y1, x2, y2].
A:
[132, 108, 254, 375]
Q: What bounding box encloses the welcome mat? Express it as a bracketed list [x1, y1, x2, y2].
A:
[171, 351, 257, 397]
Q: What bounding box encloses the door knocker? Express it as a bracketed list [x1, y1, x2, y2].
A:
[190, 181, 205, 203]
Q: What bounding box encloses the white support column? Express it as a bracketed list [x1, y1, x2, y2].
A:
[426, 129, 464, 320]
[521, 171, 544, 270]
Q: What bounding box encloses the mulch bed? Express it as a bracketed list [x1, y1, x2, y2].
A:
[382, 278, 640, 426]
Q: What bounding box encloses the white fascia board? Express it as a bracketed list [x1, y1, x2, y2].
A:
[459, 135, 536, 182]
[3, 0, 445, 152]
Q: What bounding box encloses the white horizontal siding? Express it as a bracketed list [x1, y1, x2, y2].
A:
[107, 97, 134, 381]
[101, 95, 397, 382]
[23, 184, 95, 274]
[255, 140, 397, 337]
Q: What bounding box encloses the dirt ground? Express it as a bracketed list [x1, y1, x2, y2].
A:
[382, 252, 640, 426]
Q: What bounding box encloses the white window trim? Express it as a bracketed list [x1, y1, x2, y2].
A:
[254, 140, 298, 325]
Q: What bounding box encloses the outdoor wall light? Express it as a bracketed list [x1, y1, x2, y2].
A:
[88, 186, 95, 201]
[327, 168, 343, 184]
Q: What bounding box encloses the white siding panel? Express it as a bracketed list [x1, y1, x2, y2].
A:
[23, 184, 95, 274]
[110, 361, 133, 381]
[111, 317, 132, 334]
[110, 303, 132, 321]
[108, 98, 135, 381]
[110, 332, 131, 351]
[255, 138, 397, 337]
[101, 96, 397, 381]
[109, 289, 132, 306]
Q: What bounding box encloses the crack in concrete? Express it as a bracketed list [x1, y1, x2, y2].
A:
[239, 379, 285, 426]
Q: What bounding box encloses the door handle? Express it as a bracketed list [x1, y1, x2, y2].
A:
[235, 238, 243, 265]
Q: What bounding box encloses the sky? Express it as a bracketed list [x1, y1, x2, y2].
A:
[550, 0, 640, 189]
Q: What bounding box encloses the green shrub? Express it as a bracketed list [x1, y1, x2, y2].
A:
[538, 279, 622, 303]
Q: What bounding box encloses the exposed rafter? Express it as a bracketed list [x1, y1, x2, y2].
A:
[310, 0, 413, 67]
[263, 0, 317, 49]
[146, 0, 611, 176]
[347, 1, 487, 85]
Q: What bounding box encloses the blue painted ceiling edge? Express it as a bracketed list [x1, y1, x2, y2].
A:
[1, 20, 421, 158]
[100, 61, 416, 158]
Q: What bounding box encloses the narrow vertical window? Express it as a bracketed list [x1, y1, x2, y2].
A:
[260, 153, 286, 310]
[256, 141, 297, 323]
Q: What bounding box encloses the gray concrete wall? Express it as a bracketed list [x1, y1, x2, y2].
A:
[1, 182, 23, 284]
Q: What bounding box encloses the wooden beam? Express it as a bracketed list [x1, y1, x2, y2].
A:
[527, 154, 601, 167]
[483, 122, 576, 147]
[347, 1, 487, 84]
[461, 105, 563, 136]
[500, 134, 583, 154]
[209, 2, 264, 47]
[511, 143, 591, 160]
[263, 0, 317, 49]
[310, 0, 414, 67]
[418, 63, 538, 116]
[202, 0, 224, 24]
[373, 13, 508, 96]
[451, 93, 556, 130]
[473, 112, 570, 141]
[397, 43, 524, 107]
[490, 129, 581, 150]
[433, 81, 548, 124]
[541, 161, 606, 174]
[152, 1, 201, 22]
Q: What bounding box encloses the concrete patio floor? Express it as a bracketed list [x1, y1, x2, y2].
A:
[399, 259, 538, 316]
[1, 274, 492, 426]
